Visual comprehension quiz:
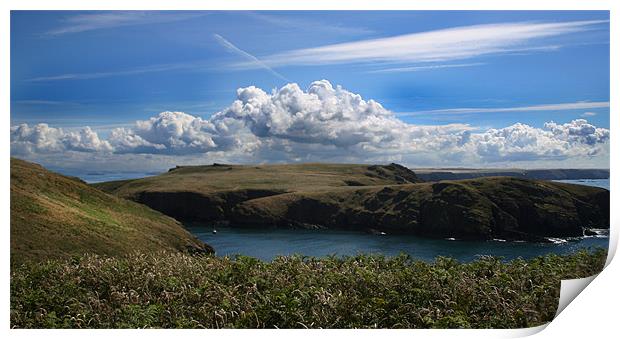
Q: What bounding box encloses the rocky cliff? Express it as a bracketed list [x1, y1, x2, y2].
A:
[232, 178, 609, 241]
[95, 163, 609, 242]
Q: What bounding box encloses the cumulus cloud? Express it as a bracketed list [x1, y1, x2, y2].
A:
[545, 119, 609, 147]
[467, 119, 609, 162]
[11, 123, 112, 155]
[215, 80, 410, 147]
[10, 80, 609, 170]
[108, 111, 219, 154]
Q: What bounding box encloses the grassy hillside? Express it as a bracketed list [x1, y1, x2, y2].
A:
[414, 168, 609, 181]
[11, 249, 607, 328]
[10, 158, 211, 264]
[95, 162, 421, 195]
[95, 163, 608, 241]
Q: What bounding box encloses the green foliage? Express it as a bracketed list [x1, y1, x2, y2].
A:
[11, 248, 607, 329]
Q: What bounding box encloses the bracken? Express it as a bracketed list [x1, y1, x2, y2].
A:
[10, 248, 607, 329]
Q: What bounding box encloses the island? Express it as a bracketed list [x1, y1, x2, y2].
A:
[94, 163, 609, 242]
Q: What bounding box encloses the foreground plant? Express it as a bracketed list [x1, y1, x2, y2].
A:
[10, 249, 606, 329]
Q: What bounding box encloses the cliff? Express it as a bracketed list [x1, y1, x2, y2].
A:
[94, 163, 609, 241]
[232, 177, 609, 241]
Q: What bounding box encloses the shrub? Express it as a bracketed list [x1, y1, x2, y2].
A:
[10, 248, 606, 329]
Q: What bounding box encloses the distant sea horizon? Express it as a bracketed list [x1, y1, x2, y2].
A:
[42, 164, 609, 185]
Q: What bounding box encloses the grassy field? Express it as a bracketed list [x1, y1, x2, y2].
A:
[10, 158, 211, 264]
[94, 162, 421, 196]
[413, 168, 609, 181]
[11, 249, 606, 329]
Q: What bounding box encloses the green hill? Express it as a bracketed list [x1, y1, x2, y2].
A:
[414, 168, 609, 181]
[95, 163, 608, 241]
[10, 158, 211, 264]
[95, 162, 421, 195]
[93, 162, 422, 222]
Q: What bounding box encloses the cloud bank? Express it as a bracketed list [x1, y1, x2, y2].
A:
[11, 124, 112, 154]
[11, 80, 609, 170]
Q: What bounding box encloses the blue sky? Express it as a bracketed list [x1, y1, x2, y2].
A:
[10, 11, 610, 176]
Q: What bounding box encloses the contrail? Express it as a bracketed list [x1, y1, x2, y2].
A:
[213, 33, 288, 82]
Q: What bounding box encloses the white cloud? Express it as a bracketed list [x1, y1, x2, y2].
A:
[469, 121, 609, 162]
[368, 63, 484, 74]
[544, 119, 609, 147]
[46, 11, 204, 35]
[213, 34, 288, 82]
[243, 12, 374, 36]
[11, 80, 609, 170]
[10, 123, 112, 154]
[233, 20, 606, 69]
[25, 63, 206, 82]
[109, 111, 218, 154]
[399, 101, 610, 116]
[582, 111, 597, 117]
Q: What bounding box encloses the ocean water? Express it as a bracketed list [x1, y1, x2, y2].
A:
[553, 178, 610, 190]
[187, 178, 609, 262]
[187, 226, 608, 262]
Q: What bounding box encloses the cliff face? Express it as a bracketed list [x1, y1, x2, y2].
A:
[132, 189, 284, 222]
[231, 178, 608, 241]
[95, 163, 609, 242]
[10, 158, 212, 264]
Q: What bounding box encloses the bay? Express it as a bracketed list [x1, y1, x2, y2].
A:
[186, 178, 610, 262]
[187, 225, 608, 262]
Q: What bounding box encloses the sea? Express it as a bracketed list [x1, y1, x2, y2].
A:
[187, 178, 610, 262]
[552, 178, 610, 190]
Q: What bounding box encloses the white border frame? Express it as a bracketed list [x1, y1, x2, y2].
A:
[2, 1, 616, 338]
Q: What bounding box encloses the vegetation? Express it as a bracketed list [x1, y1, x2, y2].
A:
[10, 158, 211, 264]
[11, 248, 606, 329]
[9, 159, 609, 329]
[414, 168, 609, 181]
[94, 163, 609, 241]
[94, 162, 421, 195]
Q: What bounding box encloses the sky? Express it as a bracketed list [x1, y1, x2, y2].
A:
[10, 11, 610, 178]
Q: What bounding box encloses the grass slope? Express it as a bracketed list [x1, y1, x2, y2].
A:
[10, 158, 211, 264]
[414, 168, 609, 181]
[11, 249, 606, 328]
[94, 162, 421, 195]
